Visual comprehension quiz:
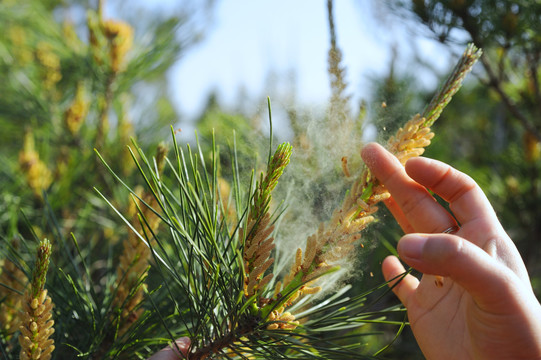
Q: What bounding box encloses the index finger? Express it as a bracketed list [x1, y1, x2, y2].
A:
[361, 143, 457, 233]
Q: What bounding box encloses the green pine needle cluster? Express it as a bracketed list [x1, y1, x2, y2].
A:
[96, 126, 407, 359]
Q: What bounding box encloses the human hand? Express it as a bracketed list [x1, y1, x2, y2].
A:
[147, 337, 190, 360]
[361, 143, 541, 360]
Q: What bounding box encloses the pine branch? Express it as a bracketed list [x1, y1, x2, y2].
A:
[351, 43, 482, 219]
[250, 142, 293, 220]
[242, 143, 292, 299]
[254, 43, 482, 339]
[94, 124, 411, 359]
[421, 43, 482, 127]
[19, 239, 55, 360]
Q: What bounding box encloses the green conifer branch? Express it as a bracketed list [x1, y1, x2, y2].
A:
[352, 43, 482, 218]
[30, 239, 51, 299]
[422, 43, 483, 127]
[251, 142, 293, 220]
[19, 239, 55, 360]
[94, 127, 413, 359]
[243, 143, 292, 300]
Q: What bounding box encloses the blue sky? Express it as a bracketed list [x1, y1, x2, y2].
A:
[167, 0, 455, 125]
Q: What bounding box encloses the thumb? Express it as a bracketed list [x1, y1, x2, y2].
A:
[397, 233, 519, 311]
[148, 337, 191, 360]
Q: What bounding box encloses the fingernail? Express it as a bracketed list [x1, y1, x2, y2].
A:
[398, 234, 427, 260]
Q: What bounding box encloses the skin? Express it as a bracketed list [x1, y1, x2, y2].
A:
[150, 143, 541, 359]
[147, 337, 190, 360]
[361, 143, 541, 360]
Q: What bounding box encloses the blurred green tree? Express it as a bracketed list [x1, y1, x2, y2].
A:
[0, 0, 213, 236]
[0, 0, 215, 357]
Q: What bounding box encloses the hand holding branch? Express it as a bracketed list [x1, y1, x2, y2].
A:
[361, 143, 541, 360]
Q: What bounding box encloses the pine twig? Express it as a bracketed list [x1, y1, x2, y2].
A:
[358, 43, 482, 209]
[243, 143, 292, 298]
[18, 239, 55, 360]
[259, 44, 482, 329]
[422, 43, 483, 127]
[0, 240, 26, 339]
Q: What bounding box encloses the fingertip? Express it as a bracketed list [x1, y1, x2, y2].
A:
[397, 233, 466, 276]
[360, 142, 380, 154]
[360, 142, 383, 166]
[404, 154, 433, 168]
[178, 337, 191, 345]
[397, 234, 428, 262]
[382, 255, 404, 281]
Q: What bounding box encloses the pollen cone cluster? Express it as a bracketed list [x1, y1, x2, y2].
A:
[242, 214, 275, 297]
[217, 177, 237, 231]
[35, 41, 61, 91]
[19, 289, 55, 360]
[242, 143, 292, 298]
[64, 82, 89, 135]
[19, 131, 52, 199]
[87, 11, 134, 73]
[0, 246, 26, 338]
[386, 114, 434, 165]
[267, 310, 299, 331]
[101, 19, 134, 73]
[266, 114, 436, 331]
[344, 112, 435, 223]
[19, 239, 55, 360]
[111, 146, 167, 336]
[112, 189, 160, 334]
[268, 196, 376, 330]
